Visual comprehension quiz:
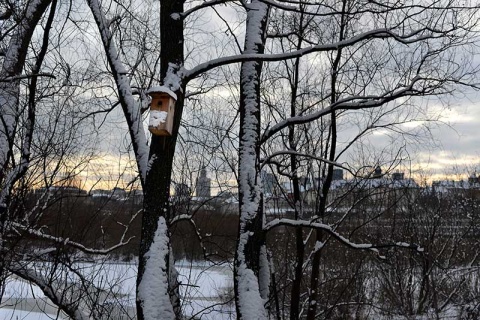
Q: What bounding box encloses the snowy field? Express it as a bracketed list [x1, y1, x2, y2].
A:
[1, 260, 235, 319]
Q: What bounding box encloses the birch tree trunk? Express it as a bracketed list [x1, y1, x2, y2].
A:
[235, 1, 270, 319]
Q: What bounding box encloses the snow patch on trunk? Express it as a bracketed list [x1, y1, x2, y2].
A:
[236, 233, 268, 320]
[137, 217, 175, 320]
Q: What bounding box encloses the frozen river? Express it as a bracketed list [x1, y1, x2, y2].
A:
[1, 260, 235, 319]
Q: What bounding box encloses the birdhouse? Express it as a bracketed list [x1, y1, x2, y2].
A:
[147, 86, 177, 136]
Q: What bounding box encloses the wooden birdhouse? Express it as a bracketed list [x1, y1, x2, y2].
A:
[147, 86, 177, 136]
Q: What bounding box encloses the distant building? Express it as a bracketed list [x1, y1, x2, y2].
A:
[392, 172, 405, 181]
[111, 187, 126, 200]
[373, 166, 382, 178]
[175, 183, 191, 203]
[196, 168, 211, 198]
[35, 186, 87, 198]
[128, 189, 144, 205]
[432, 175, 480, 199]
[261, 171, 276, 195]
[91, 187, 127, 200]
[468, 172, 480, 185]
[91, 189, 111, 198]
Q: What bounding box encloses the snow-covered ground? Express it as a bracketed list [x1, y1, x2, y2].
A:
[1, 260, 235, 319]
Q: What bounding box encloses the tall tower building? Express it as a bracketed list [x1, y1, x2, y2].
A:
[196, 168, 211, 198]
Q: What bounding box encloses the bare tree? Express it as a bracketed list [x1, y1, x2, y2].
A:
[1, 0, 479, 319]
[0, 1, 143, 318]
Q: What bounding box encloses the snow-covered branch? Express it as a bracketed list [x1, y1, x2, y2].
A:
[260, 77, 426, 143]
[264, 218, 424, 257]
[9, 262, 92, 320]
[11, 222, 135, 255]
[0, 72, 55, 82]
[260, 150, 354, 175]
[259, 0, 480, 15]
[184, 28, 440, 81]
[180, 0, 236, 19]
[86, 0, 149, 186]
[170, 214, 209, 259]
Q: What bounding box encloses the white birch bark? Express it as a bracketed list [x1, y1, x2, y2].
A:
[236, 1, 269, 318]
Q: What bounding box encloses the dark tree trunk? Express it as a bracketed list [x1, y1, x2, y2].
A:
[306, 3, 346, 318]
[136, 0, 184, 319]
[289, 11, 306, 319]
[0, 0, 52, 297]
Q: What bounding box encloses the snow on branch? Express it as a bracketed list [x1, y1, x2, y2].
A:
[9, 262, 92, 320]
[259, 0, 480, 15]
[11, 222, 135, 254]
[264, 218, 424, 258]
[0, 72, 55, 82]
[260, 150, 355, 175]
[257, 0, 298, 12]
[184, 28, 440, 81]
[180, 0, 236, 19]
[163, 63, 184, 92]
[86, 0, 148, 186]
[260, 77, 424, 143]
[170, 214, 209, 260]
[170, 213, 192, 225]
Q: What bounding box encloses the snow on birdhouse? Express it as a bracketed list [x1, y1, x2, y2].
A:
[147, 86, 177, 136]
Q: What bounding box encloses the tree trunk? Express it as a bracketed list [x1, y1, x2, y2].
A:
[306, 3, 346, 318]
[136, 0, 184, 319]
[289, 11, 306, 319]
[0, 0, 52, 216]
[0, 0, 52, 298]
[234, 1, 269, 319]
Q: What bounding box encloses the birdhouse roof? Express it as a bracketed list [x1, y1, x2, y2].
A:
[147, 86, 177, 100]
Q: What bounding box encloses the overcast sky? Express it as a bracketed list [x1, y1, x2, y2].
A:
[72, 2, 480, 190]
[417, 91, 480, 179]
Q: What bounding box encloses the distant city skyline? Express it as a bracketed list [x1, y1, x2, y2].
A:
[64, 88, 480, 193]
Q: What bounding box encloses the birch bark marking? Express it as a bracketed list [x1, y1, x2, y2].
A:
[235, 1, 269, 319]
[137, 0, 185, 319]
